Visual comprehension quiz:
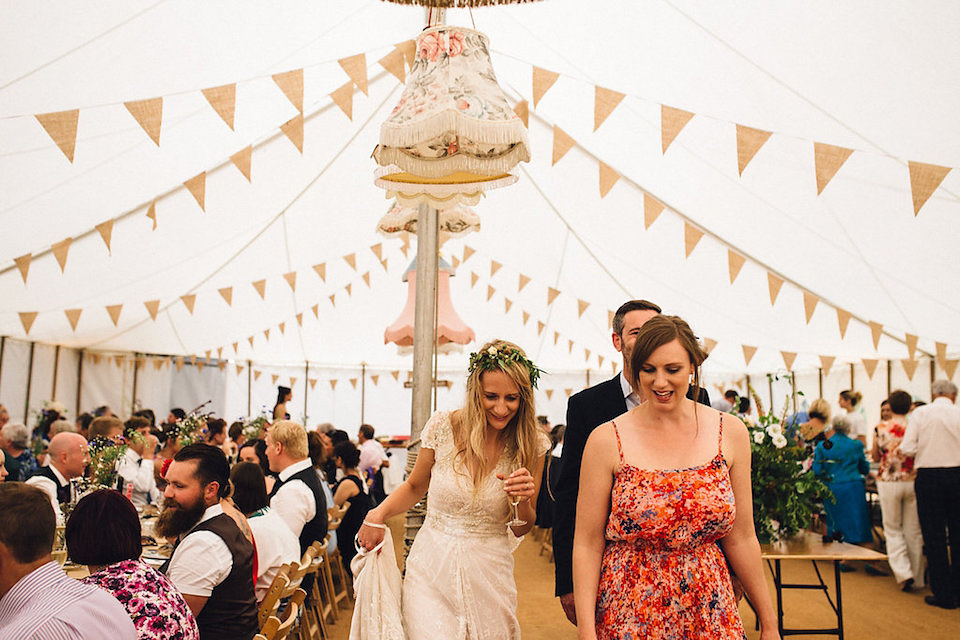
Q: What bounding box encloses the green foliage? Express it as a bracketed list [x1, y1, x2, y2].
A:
[468, 344, 542, 388]
[242, 414, 269, 441]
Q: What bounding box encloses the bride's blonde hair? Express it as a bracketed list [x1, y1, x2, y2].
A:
[456, 339, 540, 490]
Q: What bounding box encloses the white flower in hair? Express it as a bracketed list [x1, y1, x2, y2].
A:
[487, 346, 498, 356]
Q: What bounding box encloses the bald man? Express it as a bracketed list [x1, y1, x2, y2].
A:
[26, 432, 89, 525]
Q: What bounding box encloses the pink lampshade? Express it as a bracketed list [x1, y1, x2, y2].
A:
[381, 1, 542, 7]
[384, 258, 475, 347]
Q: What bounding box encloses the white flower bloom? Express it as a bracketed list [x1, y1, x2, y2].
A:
[487, 346, 497, 356]
[753, 431, 765, 444]
[766, 424, 783, 438]
[772, 434, 788, 449]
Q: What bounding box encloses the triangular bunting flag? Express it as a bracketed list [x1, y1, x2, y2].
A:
[565, 388, 573, 397]
[742, 345, 756, 365]
[231, 146, 252, 182]
[146, 201, 157, 230]
[65, 308, 82, 331]
[584, 348, 591, 362]
[532, 66, 559, 107]
[869, 321, 883, 350]
[280, 114, 304, 153]
[490, 260, 502, 277]
[232, 341, 238, 353]
[329, 379, 338, 390]
[175, 356, 184, 372]
[661, 105, 694, 154]
[106, 304, 122, 326]
[271, 374, 279, 385]
[339, 53, 368, 94]
[908, 161, 951, 215]
[371, 374, 379, 385]
[144, 300, 160, 321]
[380, 258, 388, 271]
[552, 126, 575, 165]
[611, 361, 618, 375]
[577, 299, 589, 317]
[329, 293, 337, 307]
[568, 339, 575, 354]
[487, 285, 495, 302]
[463, 246, 475, 263]
[736, 124, 772, 176]
[50, 238, 72, 273]
[345, 283, 352, 296]
[217, 361, 226, 371]
[313, 263, 326, 281]
[905, 333, 918, 360]
[594, 86, 625, 131]
[311, 304, 319, 319]
[452, 256, 461, 269]
[309, 378, 317, 389]
[836, 308, 852, 339]
[248, 336, 256, 348]
[253, 369, 261, 380]
[767, 273, 784, 306]
[644, 193, 664, 229]
[350, 378, 358, 389]
[201, 83, 236, 130]
[395, 40, 416, 70]
[296, 312, 303, 326]
[116, 355, 125, 369]
[362, 272, 370, 287]
[181, 294, 196, 314]
[547, 287, 561, 305]
[157, 359, 166, 371]
[703, 338, 717, 354]
[683, 222, 703, 258]
[124, 98, 163, 145]
[820, 355, 835, 377]
[504, 298, 513, 313]
[252, 279, 267, 299]
[391, 370, 400, 381]
[944, 359, 959, 380]
[370, 243, 383, 260]
[553, 331, 560, 346]
[217, 347, 222, 359]
[862, 358, 879, 379]
[936, 341, 948, 369]
[598, 161, 620, 198]
[513, 100, 529, 128]
[35, 109, 80, 162]
[781, 351, 797, 371]
[518, 274, 531, 292]
[537, 321, 545, 336]
[272, 69, 304, 113]
[283, 272, 297, 291]
[14, 254, 31, 283]
[219, 287, 233, 306]
[264, 329, 271, 341]
[814, 142, 853, 195]
[278, 322, 285, 335]
[95, 220, 113, 253]
[344, 253, 357, 270]
[184, 173, 206, 211]
[378, 48, 405, 84]
[728, 250, 745, 284]
[545, 389, 554, 400]
[803, 291, 819, 324]
[598, 355, 605, 369]
[330, 81, 354, 120]
[608, 310, 615, 328]
[522, 310, 530, 325]
[470, 272, 479, 287]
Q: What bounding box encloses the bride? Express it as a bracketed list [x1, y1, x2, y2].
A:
[358, 339, 550, 639]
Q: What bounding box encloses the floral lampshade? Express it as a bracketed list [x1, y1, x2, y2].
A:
[373, 25, 529, 183]
[384, 257, 475, 348]
[376, 201, 480, 244]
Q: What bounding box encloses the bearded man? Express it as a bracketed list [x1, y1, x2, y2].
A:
[158, 444, 258, 640]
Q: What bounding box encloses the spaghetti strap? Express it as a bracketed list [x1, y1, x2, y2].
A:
[611, 420, 625, 464]
[717, 414, 724, 456]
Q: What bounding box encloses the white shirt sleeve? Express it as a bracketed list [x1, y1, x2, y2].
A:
[899, 415, 919, 456]
[25, 475, 64, 526]
[270, 479, 316, 538]
[165, 530, 233, 597]
[117, 451, 159, 503]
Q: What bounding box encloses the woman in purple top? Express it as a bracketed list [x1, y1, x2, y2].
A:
[65, 489, 200, 640]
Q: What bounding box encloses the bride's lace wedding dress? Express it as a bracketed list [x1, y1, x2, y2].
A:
[402, 410, 549, 640]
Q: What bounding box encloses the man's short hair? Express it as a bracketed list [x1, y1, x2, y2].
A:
[1, 422, 30, 448]
[269, 421, 308, 459]
[931, 379, 958, 398]
[88, 416, 122, 440]
[536, 416, 549, 426]
[173, 443, 231, 499]
[123, 416, 150, 438]
[228, 421, 244, 441]
[611, 300, 662, 336]
[206, 418, 226, 437]
[888, 390, 912, 415]
[0, 483, 56, 563]
[358, 424, 375, 441]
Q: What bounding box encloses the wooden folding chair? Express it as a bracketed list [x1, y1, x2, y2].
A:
[259, 616, 281, 640]
[273, 587, 304, 640]
[259, 567, 292, 627]
[326, 505, 353, 609]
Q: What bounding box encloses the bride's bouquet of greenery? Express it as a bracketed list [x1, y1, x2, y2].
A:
[741, 384, 833, 543]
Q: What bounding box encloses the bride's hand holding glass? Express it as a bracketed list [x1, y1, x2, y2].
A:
[498, 467, 535, 526]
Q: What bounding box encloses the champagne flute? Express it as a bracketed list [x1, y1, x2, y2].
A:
[506, 472, 526, 527]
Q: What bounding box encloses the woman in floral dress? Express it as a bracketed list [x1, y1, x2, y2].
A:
[65, 489, 199, 640]
[573, 315, 779, 640]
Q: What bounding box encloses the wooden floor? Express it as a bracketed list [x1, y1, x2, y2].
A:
[328, 518, 958, 639]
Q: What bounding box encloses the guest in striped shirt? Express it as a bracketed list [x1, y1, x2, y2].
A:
[0, 483, 136, 639]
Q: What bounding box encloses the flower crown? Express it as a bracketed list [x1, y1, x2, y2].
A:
[468, 344, 542, 389]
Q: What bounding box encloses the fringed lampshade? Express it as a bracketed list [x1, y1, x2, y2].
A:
[373, 25, 529, 187]
[380, 1, 542, 9]
[376, 201, 480, 244]
[384, 257, 475, 348]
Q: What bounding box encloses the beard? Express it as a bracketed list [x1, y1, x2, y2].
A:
[154, 495, 207, 539]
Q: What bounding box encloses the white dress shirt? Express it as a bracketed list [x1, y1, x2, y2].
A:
[164, 504, 234, 598]
[900, 397, 960, 468]
[358, 439, 388, 473]
[619, 371, 640, 410]
[247, 507, 301, 602]
[270, 458, 317, 538]
[25, 465, 69, 526]
[0, 561, 137, 639]
[116, 448, 160, 507]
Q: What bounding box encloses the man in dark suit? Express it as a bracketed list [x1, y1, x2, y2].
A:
[553, 300, 711, 623]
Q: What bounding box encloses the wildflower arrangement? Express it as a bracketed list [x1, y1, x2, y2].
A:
[743, 384, 833, 543]
[175, 410, 211, 448]
[82, 436, 128, 490]
[242, 414, 269, 441]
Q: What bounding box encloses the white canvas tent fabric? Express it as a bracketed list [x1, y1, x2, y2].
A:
[1, 0, 958, 431]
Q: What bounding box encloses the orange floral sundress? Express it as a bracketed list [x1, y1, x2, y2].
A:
[596, 417, 746, 639]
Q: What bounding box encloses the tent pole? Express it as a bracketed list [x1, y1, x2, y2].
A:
[24, 342, 35, 422]
[304, 361, 309, 424]
[131, 352, 140, 416]
[818, 368, 823, 399]
[247, 360, 253, 416]
[886, 360, 892, 396]
[361, 362, 367, 424]
[51, 345, 60, 401]
[76, 351, 84, 417]
[849, 363, 855, 389]
[0, 336, 6, 398]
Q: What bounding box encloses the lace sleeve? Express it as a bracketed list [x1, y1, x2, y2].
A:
[536, 430, 551, 457]
[419, 410, 450, 451]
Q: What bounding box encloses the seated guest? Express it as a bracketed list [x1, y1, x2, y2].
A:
[1, 422, 38, 481]
[157, 444, 258, 640]
[238, 439, 275, 493]
[117, 416, 160, 507]
[0, 483, 137, 639]
[88, 415, 124, 442]
[265, 421, 328, 554]
[230, 463, 300, 602]
[0, 450, 7, 481]
[332, 441, 373, 576]
[307, 431, 338, 555]
[26, 432, 88, 525]
[65, 489, 200, 639]
[49, 419, 77, 437]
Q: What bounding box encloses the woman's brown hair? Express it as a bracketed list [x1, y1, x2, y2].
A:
[629, 315, 708, 404]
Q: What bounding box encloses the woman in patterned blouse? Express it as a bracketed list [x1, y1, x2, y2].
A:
[65, 489, 200, 640]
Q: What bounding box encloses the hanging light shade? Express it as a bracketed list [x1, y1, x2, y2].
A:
[376, 201, 481, 244]
[381, 1, 542, 6]
[373, 25, 529, 182]
[384, 257, 475, 348]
